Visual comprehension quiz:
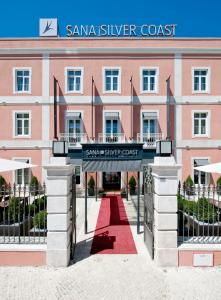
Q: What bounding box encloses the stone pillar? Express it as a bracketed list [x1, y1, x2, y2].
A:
[150, 156, 181, 267]
[44, 157, 75, 267]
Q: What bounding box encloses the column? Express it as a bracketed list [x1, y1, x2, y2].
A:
[150, 156, 181, 267]
[44, 157, 75, 267]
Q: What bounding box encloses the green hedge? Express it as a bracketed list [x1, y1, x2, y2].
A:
[178, 194, 218, 223]
[33, 211, 47, 229]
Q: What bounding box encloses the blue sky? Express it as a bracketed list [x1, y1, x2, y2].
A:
[0, 0, 221, 37]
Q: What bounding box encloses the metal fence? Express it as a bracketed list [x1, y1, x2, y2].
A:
[0, 184, 47, 244]
[178, 182, 221, 244]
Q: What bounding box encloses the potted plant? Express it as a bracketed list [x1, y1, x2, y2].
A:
[29, 176, 39, 196]
[217, 176, 221, 195]
[129, 176, 136, 195]
[98, 188, 105, 198]
[88, 176, 95, 196]
[120, 188, 127, 198]
[184, 175, 195, 195]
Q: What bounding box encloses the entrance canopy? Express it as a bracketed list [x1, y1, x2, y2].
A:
[82, 159, 141, 172]
[0, 158, 36, 172]
[194, 162, 221, 174]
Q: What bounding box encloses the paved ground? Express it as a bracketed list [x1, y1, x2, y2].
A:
[0, 196, 221, 300]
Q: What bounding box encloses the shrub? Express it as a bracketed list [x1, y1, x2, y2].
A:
[184, 175, 194, 188]
[33, 211, 47, 229]
[0, 175, 6, 187]
[217, 177, 221, 194]
[29, 176, 39, 196]
[217, 177, 221, 186]
[178, 195, 218, 223]
[31, 196, 47, 212]
[129, 176, 136, 195]
[88, 176, 95, 188]
[8, 197, 23, 223]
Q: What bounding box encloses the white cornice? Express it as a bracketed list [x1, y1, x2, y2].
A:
[176, 140, 221, 148]
[0, 47, 221, 55]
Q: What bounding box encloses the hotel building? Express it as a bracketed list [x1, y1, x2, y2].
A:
[0, 37, 221, 189]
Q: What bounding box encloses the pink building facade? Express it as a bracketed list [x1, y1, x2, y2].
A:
[0, 38, 221, 188]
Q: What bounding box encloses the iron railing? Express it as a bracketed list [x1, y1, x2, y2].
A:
[178, 182, 221, 244]
[98, 133, 126, 143]
[0, 184, 47, 244]
[60, 133, 88, 146]
[137, 133, 163, 147]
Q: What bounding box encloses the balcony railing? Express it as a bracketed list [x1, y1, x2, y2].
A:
[98, 133, 126, 143]
[137, 133, 163, 148]
[60, 133, 88, 146]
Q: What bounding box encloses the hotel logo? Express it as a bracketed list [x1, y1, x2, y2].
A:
[39, 18, 58, 37]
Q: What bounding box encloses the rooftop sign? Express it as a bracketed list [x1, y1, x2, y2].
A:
[39, 19, 177, 38]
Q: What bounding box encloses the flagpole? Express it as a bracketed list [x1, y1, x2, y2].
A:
[91, 76, 94, 140]
[130, 76, 133, 140]
[53, 76, 58, 140]
[166, 76, 171, 140]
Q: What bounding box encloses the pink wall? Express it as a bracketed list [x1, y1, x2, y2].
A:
[182, 149, 221, 183]
[0, 149, 42, 184]
[182, 105, 221, 140]
[0, 56, 42, 96]
[0, 251, 46, 266]
[0, 105, 42, 140]
[179, 250, 221, 267]
[50, 57, 174, 96]
[183, 56, 221, 95]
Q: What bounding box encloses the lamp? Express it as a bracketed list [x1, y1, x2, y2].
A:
[156, 140, 172, 156]
[52, 140, 68, 157]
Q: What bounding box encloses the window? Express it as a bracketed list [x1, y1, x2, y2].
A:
[106, 119, 118, 134]
[14, 112, 30, 137]
[66, 68, 83, 93]
[75, 166, 81, 185]
[193, 112, 208, 136]
[104, 68, 120, 92]
[14, 69, 31, 93]
[193, 159, 209, 185]
[14, 159, 30, 185]
[141, 69, 158, 92]
[193, 69, 209, 92]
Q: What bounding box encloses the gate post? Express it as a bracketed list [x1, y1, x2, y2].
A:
[44, 157, 75, 267]
[150, 156, 181, 267]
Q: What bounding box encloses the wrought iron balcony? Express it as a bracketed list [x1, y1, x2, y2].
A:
[98, 133, 126, 143]
[60, 133, 88, 147]
[137, 133, 163, 148]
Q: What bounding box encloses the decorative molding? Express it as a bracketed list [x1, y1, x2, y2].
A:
[176, 140, 221, 148]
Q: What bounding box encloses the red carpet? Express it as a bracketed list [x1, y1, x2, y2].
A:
[90, 195, 137, 254]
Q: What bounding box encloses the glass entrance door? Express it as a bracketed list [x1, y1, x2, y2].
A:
[103, 172, 121, 191]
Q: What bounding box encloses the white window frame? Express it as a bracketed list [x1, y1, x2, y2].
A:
[12, 157, 31, 186]
[191, 157, 210, 186]
[140, 67, 159, 94]
[13, 67, 32, 94]
[192, 67, 210, 94]
[65, 110, 84, 134]
[65, 67, 84, 94]
[102, 67, 121, 94]
[192, 110, 210, 138]
[13, 110, 31, 138]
